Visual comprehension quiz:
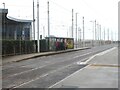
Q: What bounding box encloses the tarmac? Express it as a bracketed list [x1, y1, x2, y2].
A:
[50, 47, 119, 88]
[1, 46, 119, 89]
[2, 47, 90, 65]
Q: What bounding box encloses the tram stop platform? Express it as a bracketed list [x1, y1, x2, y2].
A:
[2, 47, 90, 65]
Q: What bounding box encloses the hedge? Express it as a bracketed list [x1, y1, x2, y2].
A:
[2, 40, 37, 56]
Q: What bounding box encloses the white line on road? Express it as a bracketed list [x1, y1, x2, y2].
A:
[49, 47, 117, 88]
[73, 52, 92, 58]
[4, 51, 93, 88]
[6, 65, 47, 78]
[77, 47, 117, 65]
[8, 47, 115, 88]
[13, 73, 49, 88]
[12, 52, 92, 88]
[12, 61, 79, 88]
[49, 64, 90, 88]
[97, 47, 116, 56]
[5, 52, 92, 79]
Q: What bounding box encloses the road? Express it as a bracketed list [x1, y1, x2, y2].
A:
[51, 45, 118, 88]
[2, 44, 117, 89]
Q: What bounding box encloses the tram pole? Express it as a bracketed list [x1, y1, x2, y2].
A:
[76, 13, 78, 48]
[48, 1, 50, 37]
[72, 9, 74, 38]
[83, 17, 85, 47]
[37, 0, 40, 52]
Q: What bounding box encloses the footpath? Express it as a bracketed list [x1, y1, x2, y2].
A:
[2, 47, 90, 65]
[50, 47, 119, 88]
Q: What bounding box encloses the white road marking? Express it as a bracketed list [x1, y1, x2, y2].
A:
[13, 56, 90, 88]
[9, 47, 117, 88]
[49, 64, 91, 88]
[12, 51, 93, 88]
[7, 65, 46, 78]
[73, 52, 92, 58]
[49, 47, 117, 88]
[76, 57, 89, 65]
[97, 47, 116, 56]
[13, 61, 78, 88]
[77, 47, 117, 65]
[13, 73, 49, 88]
[77, 55, 96, 65]
[6, 52, 92, 78]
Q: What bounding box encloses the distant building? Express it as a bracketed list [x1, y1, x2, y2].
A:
[0, 9, 32, 40]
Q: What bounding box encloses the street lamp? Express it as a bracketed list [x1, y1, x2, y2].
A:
[2, 3, 5, 9]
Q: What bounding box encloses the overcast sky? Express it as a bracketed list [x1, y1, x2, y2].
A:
[0, 0, 119, 40]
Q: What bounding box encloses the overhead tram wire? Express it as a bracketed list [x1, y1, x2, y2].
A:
[81, 0, 110, 25]
[47, 1, 72, 30]
[81, 0, 98, 17]
[44, 1, 72, 20]
[49, 0, 72, 13]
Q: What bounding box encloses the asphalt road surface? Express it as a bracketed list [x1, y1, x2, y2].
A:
[2, 44, 117, 89]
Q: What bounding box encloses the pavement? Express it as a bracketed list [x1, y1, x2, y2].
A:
[50, 46, 119, 88]
[2, 47, 90, 65]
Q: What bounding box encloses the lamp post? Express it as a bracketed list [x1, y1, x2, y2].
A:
[2, 3, 5, 9]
